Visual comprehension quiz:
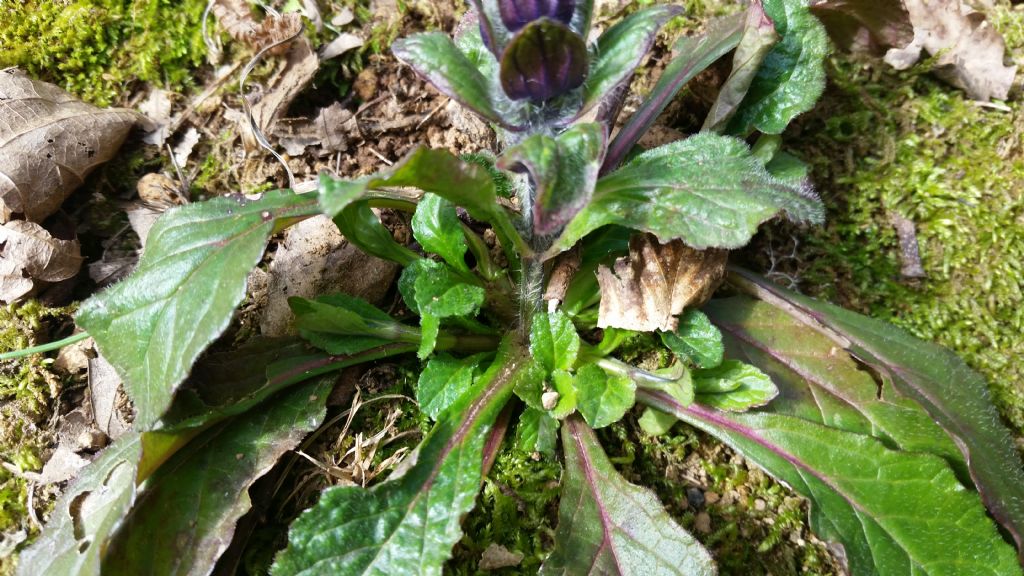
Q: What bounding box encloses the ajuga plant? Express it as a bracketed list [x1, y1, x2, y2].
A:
[15, 0, 1024, 574]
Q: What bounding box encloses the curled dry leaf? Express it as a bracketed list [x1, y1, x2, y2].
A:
[242, 37, 320, 150]
[0, 68, 137, 223]
[597, 234, 727, 332]
[0, 220, 82, 303]
[810, 0, 914, 55]
[212, 0, 304, 53]
[882, 0, 1016, 101]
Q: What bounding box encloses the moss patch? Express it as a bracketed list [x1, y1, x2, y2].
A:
[0, 0, 209, 106]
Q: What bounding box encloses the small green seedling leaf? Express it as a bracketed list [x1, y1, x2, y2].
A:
[549, 369, 578, 418]
[659, 309, 724, 368]
[272, 339, 528, 576]
[540, 416, 716, 575]
[418, 353, 489, 420]
[334, 201, 419, 266]
[511, 356, 548, 411]
[102, 379, 332, 576]
[290, 294, 419, 355]
[726, 0, 829, 135]
[515, 407, 559, 455]
[401, 259, 486, 358]
[412, 193, 470, 273]
[553, 133, 823, 256]
[574, 364, 635, 429]
[529, 308, 581, 373]
[694, 360, 777, 412]
[639, 407, 677, 436]
[76, 190, 317, 429]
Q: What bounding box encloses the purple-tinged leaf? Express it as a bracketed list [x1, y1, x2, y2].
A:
[102, 379, 333, 576]
[810, 0, 914, 54]
[728, 268, 1024, 561]
[393, 32, 511, 127]
[602, 13, 745, 174]
[500, 19, 588, 102]
[639, 390, 1022, 576]
[272, 338, 529, 576]
[499, 0, 575, 32]
[539, 415, 716, 575]
[498, 123, 606, 235]
[703, 0, 779, 132]
[577, 6, 682, 124]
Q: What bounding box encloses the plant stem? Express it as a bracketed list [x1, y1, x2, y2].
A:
[0, 331, 90, 360]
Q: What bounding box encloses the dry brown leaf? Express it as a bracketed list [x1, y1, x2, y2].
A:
[272, 102, 354, 156]
[597, 234, 727, 332]
[242, 37, 320, 150]
[478, 544, 525, 571]
[811, 0, 914, 55]
[0, 220, 83, 303]
[260, 215, 398, 336]
[212, 0, 304, 52]
[319, 32, 364, 61]
[0, 68, 137, 223]
[883, 0, 1016, 101]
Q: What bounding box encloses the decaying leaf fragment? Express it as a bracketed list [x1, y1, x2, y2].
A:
[0, 68, 137, 223]
[597, 234, 726, 332]
[882, 0, 1016, 101]
[0, 220, 82, 302]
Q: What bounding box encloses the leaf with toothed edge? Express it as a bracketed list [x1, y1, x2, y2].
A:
[540, 415, 716, 575]
[271, 338, 529, 576]
[76, 190, 319, 430]
[412, 193, 470, 273]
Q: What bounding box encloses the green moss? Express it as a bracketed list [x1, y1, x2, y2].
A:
[0, 0, 209, 106]
[765, 14, 1024, 432]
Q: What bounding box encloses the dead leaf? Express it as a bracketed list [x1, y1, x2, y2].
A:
[0, 68, 137, 223]
[260, 215, 399, 336]
[0, 220, 83, 303]
[212, 0, 304, 52]
[272, 102, 353, 156]
[319, 32, 363, 61]
[171, 127, 201, 168]
[242, 37, 320, 150]
[811, 0, 914, 54]
[36, 445, 91, 485]
[478, 543, 524, 571]
[139, 88, 174, 146]
[883, 0, 1016, 101]
[126, 172, 186, 248]
[889, 212, 927, 279]
[89, 354, 131, 440]
[597, 234, 727, 332]
[53, 335, 95, 374]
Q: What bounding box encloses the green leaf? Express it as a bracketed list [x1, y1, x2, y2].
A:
[76, 190, 317, 429]
[639, 407, 677, 436]
[540, 416, 715, 575]
[636, 364, 694, 407]
[334, 201, 419, 266]
[726, 0, 828, 135]
[498, 123, 606, 235]
[574, 364, 635, 429]
[549, 369, 578, 418]
[579, 6, 681, 117]
[553, 133, 824, 256]
[102, 379, 332, 576]
[413, 264, 486, 359]
[529, 309, 581, 373]
[418, 353, 489, 420]
[392, 32, 507, 126]
[412, 193, 470, 273]
[17, 433, 143, 576]
[603, 13, 745, 172]
[659, 309, 724, 368]
[272, 339, 528, 576]
[641, 391, 1023, 576]
[290, 294, 418, 355]
[511, 356, 549, 410]
[703, 0, 779, 132]
[729, 268, 1024, 552]
[515, 407, 559, 455]
[693, 360, 777, 412]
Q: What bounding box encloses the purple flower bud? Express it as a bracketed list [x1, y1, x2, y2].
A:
[500, 19, 587, 102]
[498, 0, 575, 32]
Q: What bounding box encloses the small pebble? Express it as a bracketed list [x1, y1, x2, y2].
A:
[704, 491, 720, 505]
[541, 391, 560, 410]
[76, 429, 108, 451]
[695, 512, 712, 534]
[686, 487, 705, 510]
[754, 498, 767, 511]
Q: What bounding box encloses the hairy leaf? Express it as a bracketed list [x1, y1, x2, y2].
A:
[596, 234, 726, 332]
[555, 134, 823, 257]
[498, 123, 606, 235]
[729, 268, 1024, 557]
[272, 339, 529, 576]
[703, 0, 779, 132]
[392, 32, 506, 125]
[529, 309, 581, 373]
[540, 416, 716, 575]
[575, 364, 635, 429]
[76, 190, 317, 429]
[693, 360, 776, 412]
[418, 353, 489, 420]
[659, 309, 724, 368]
[603, 13, 744, 172]
[726, 0, 828, 135]
[580, 6, 682, 119]
[412, 193, 470, 273]
[102, 379, 332, 576]
[641, 391, 1022, 576]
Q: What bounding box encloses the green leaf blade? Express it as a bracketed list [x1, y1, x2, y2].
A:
[76, 191, 316, 429]
[575, 364, 635, 429]
[540, 416, 716, 575]
[659, 309, 724, 368]
[529, 309, 581, 373]
[417, 353, 488, 420]
[412, 193, 469, 273]
[693, 360, 777, 412]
